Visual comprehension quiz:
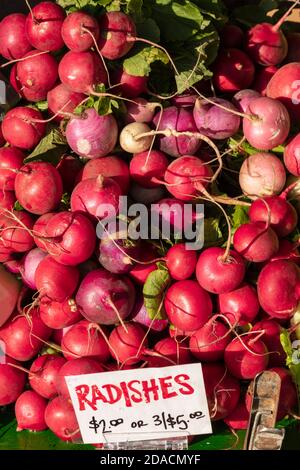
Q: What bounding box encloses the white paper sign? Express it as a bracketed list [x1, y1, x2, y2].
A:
[66, 363, 212, 444]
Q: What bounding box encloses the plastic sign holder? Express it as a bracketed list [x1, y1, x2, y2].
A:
[244, 371, 285, 450]
[102, 436, 188, 450]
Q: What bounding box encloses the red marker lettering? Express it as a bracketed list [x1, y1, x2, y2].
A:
[159, 376, 178, 399]
[174, 374, 194, 395]
[75, 384, 96, 411]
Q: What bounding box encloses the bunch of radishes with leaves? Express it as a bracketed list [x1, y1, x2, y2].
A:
[0, 0, 300, 446]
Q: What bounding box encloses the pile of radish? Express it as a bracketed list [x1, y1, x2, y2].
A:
[0, 0, 300, 447]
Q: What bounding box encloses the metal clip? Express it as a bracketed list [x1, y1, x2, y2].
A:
[244, 370, 285, 450]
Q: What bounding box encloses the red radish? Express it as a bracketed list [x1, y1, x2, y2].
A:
[0, 243, 13, 263]
[202, 363, 240, 421]
[33, 212, 56, 251]
[239, 152, 286, 199]
[164, 280, 212, 331]
[270, 239, 300, 265]
[39, 297, 81, 330]
[98, 11, 136, 60]
[0, 124, 4, 146]
[193, 98, 240, 140]
[66, 109, 118, 159]
[147, 337, 192, 367]
[10, 64, 48, 102]
[253, 66, 277, 96]
[249, 196, 298, 237]
[112, 68, 147, 98]
[233, 222, 279, 263]
[55, 357, 103, 398]
[47, 84, 85, 122]
[76, 268, 135, 325]
[15, 390, 47, 432]
[251, 320, 285, 367]
[109, 323, 147, 365]
[223, 401, 249, 430]
[0, 210, 35, 253]
[224, 336, 269, 379]
[56, 156, 83, 193]
[130, 295, 168, 332]
[218, 283, 260, 326]
[130, 150, 169, 188]
[220, 24, 244, 48]
[169, 325, 196, 339]
[267, 62, 300, 120]
[21, 248, 47, 290]
[16, 50, 58, 95]
[243, 97, 290, 150]
[25, 2, 66, 52]
[0, 356, 26, 405]
[129, 243, 158, 285]
[151, 197, 198, 232]
[125, 98, 156, 124]
[196, 247, 245, 294]
[58, 51, 107, 93]
[0, 308, 52, 362]
[284, 133, 300, 176]
[29, 354, 66, 399]
[70, 175, 121, 220]
[153, 106, 201, 158]
[61, 320, 110, 363]
[232, 89, 260, 113]
[45, 396, 80, 442]
[189, 317, 231, 362]
[0, 147, 25, 191]
[213, 48, 255, 92]
[99, 230, 140, 274]
[2, 107, 46, 150]
[35, 256, 79, 302]
[0, 14, 31, 60]
[80, 155, 130, 194]
[61, 11, 99, 52]
[257, 260, 300, 319]
[166, 243, 197, 281]
[130, 183, 165, 204]
[120, 122, 153, 154]
[164, 155, 212, 201]
[15, 162, 63, 215]
[44, 211, 96, 266]
[0, 191, 16, 210]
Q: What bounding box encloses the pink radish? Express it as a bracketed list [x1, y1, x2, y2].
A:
[147, 337, 192, 367]
[98, 11, 136, 60]
[249, 196, 298, 237]
[0, 356, 26, 405]
[202, 363, 240, 421]
[0, 13, 31, 60]
[171, 92, 198, 109]
[125, 98, 157, 124]
[130, 295, 168, 332]
[189, 317, 231, 362]
[196, 247, 245, 294]
[16, 50, 58, 96]
[213, 48, 255, 92]
[70, 175, 121, 220]
[21, 248, 47, 289]
[61, 11, 99, 52]
[15, 390, 47, 432]
[166, 243, 197, 281]
[267, 62, 300, 120]
[0, 210, 35, 253]
[55, 357, 103, 398]
[35, 256, 80, 302]
[239, 152, 286, 199]
[108, 323, 147, 365]
[224, 336, 269, 379]
[232, 89, 260, 113]
[223, 401, 249, 430]
[251, 320, 285, 367]
[0, 308, 52, 362]
[129, 243, 158, 285]
[47, 84, 85, 122]
[29, 354, 66, 399]
[112, 68, 147, 98]
[25, 1, 66, 52]
[44, 211, 96, 266]
[98, 230, 141, 274]
[45, 396, 80, 442]
[2, 107, 46, 150]
[284, 133, 300, 176]
[61, 320, 110, 362]
[66, 108, 118, 158]
[233, 222, 279, 263]
[80, 155, 130, 194]
[193, 98, 240, 140]
[218, 283, 260, 326]
[130, 150, 169, 188]
[15, 162, 63, 215]
[164, 280, 212, 331]
[243, 97, 290, 150]
[253, 66, 278, 96]
[257, 260, 300, 319]
[0, 147, 25, 191]
[39, 297, 82, 329]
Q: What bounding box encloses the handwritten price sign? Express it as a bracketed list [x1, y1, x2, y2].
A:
[66, 363, 212, 444]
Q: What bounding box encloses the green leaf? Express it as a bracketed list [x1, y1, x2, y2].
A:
[136, 18, 160, 43]
[143, 267, 170, 320]
[231, 205, 249, 231]
[25, 128, 68, 165]
[34, 101, 48, 112]
[13, 201, 24, 211]
[280, 329, 300, 408]
[204, 217, 223, 246]
[124, 46, 169, 77]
